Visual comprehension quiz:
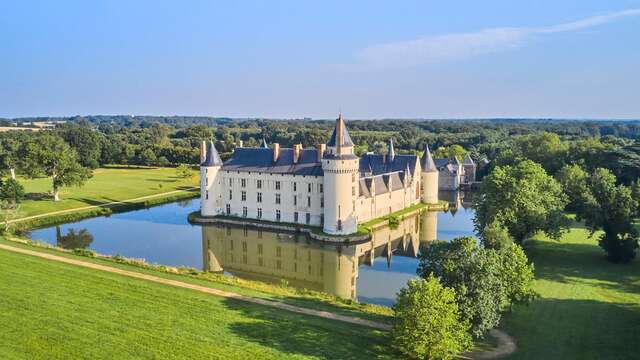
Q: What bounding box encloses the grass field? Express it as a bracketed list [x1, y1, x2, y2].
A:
[0, 247, 394, 359]
[502, 222, 640, 359]
[16, 166, 198, 218]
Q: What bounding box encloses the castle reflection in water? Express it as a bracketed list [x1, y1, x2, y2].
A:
[202, 189, 473, 301]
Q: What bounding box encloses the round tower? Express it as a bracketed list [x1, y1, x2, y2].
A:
[200, 140, 223, 216]
[322, 114, 359, 235]
[420, 144, 439, 204]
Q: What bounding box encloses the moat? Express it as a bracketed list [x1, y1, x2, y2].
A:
[28, 193, 475, 306]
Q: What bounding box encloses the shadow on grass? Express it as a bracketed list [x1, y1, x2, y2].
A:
[526, 238, 640, 295]
[146, 178, 178, 183]
[221, 298, 394, 359]
[503, 298, 640, 359]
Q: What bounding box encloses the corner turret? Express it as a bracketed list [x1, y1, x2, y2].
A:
[200, 141, 223, 216]
[420, 144, 439, 204]
[322, 113, 359, 235]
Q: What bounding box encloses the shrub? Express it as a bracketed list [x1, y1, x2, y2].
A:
[392, 276, 472, 359]
[0, 178, 25, 204]
[388, 215, 400, 230]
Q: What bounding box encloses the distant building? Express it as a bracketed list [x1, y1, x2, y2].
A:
[199, 114, 440, 235]
[433, 154, 476, 190]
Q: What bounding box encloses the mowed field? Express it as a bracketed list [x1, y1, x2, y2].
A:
[0, 248, 393, 360]
[502, 222, 640, 359]
[16, 166, 198, 218]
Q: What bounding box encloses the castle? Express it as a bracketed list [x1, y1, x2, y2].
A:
[199, 114, 440, 235]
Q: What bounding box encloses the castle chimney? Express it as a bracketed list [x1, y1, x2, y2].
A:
[200, 141, 206, 163]
[293, 144, 302, 164]
[273, 143, 280, 162]
[316, 144, 326, 162]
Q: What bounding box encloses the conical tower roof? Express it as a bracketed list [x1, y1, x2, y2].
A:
[421, 144, 437, 172]
[326, 113, 354, 147]
[202, 141, 222, 166]
[463, 153, 475, 165]
[388, 139, 396, 162]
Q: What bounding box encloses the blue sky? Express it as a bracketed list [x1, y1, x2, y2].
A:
[1, 1, 639, 119]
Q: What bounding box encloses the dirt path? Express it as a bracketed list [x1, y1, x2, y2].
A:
[467, 329, 517, 359]
[0, 243, 390, 331]
[8, 188, 198, 224]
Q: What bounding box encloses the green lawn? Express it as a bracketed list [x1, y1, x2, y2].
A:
[0, 248, 393, 359]
[502, 222, 640, 359]
[16, 166, 198, 218]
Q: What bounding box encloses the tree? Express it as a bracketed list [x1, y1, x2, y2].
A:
[499, 243, 536, 305]
[474, 160, 569, 244]
[392, 276, 472, 360]
[0, 178, 25, 204]
[417, 237, 507, 338]
[175, 164, 193, 179]
[480, 220, 513, 250]
[579, 168, 639, 262]
[23, 134, 92, 201]
[434, 144, 468, 160]
[514, 132, 568, 174]
[56, 227, 94, 250]
[556, 164, 589, 212]
[58, 121, 103, 168]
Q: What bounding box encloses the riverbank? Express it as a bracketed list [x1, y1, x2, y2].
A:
[7, 166, 199, 230]
[0, 238, 393, 359]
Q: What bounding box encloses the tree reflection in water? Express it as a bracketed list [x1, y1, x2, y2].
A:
[55, 226, 94, 250]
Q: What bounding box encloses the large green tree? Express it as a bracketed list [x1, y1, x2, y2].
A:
[556, 164, 589, 212]
[392, 276, 472, 359]
[23, 134, 92, 201]
[514, 132, 568, 174]
[474, 160, 569, 244]
[58, 121, 103, 168]
[417, 237, 507, 338]
[579, 168, 639, 262]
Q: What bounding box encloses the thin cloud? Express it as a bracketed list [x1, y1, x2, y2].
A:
[356, 9, 640, 68]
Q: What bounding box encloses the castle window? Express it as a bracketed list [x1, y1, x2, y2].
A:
[241, 178, 246, 188]
[205, 191, 209, 200]
[305, 213, 310, 224]
[242, 206, 247, 217]
[308, 183, 312, 192]
[319, 184, 323, 193]
[242, 241, 247, 252]
[229, 190, 233, 200]
[321, 198, 324, 208]
[229, 178, 233, 186]
[276, 260, 282, 270]
[257, 208, 262, 219]
[307, 196, 311, 207]
[352, 174, 355, 182]
[352, 186, 355, 196]
[226, 204, 230, 215]
[242, 254, 247, 264]
[294, 195, 297, 206]
[258, 257, 263, 267]
[337, 220, 342, 231]
[258, 244, 263, 254]
[275, 194, 281, 204]
[294, 212, 299, 222]
[229, 239, 233, 249]
[320, 214, 324, 224]
[293, 182, 297, 192]
[241, 191, 246, 201]
[275, 181, 281, 190]
[257, 179, 262, 189]
[257, 192, 262, 203]
[276, 210, 281, 221]
[276, 246, 281, 257]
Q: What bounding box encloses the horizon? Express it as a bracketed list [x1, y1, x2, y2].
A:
[2, 1, 639, 119]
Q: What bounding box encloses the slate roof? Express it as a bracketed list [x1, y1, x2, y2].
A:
[222, 147, 323, 176]
[359, 153, 417, 177]
[201, 141, 223, 166]
[420, 145, 437, 172]
[434, 158, 460, 174]
[326, 117, 354, 147]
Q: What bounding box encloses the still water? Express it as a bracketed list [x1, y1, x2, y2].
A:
[29, 194, 475, 306]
